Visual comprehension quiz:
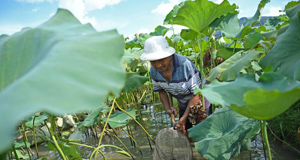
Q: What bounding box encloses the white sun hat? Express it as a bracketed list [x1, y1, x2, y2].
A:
[140, 36, 175, 61]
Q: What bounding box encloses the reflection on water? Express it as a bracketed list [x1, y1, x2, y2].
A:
[35, 105, 300, 160]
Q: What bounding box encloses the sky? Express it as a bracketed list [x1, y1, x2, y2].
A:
[0, 0, 290, 38]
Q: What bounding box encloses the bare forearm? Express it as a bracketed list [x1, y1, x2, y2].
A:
[180, 94, 200, 121]
[159, 91, 171, 112]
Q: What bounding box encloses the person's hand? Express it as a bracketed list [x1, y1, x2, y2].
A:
[175, 119, 187, 136]
[166, 107, 177, 117]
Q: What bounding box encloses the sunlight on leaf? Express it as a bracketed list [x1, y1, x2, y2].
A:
[195, 73, 300, 120]
[0, 9, 125, 152]
[165, 0, 236, 34]
[188, 107, 259, 159]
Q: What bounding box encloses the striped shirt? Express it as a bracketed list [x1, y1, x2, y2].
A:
[150, 54, 207, 110]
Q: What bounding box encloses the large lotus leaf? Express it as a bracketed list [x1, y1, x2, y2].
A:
[218, 13, 253, 39]
[0, 9, 125, 152]
[208, 50, 261, 81]
[285, 1, 300, 20]
[123, 72, 149, 93]
[195, 73, 300, 120]
[101, 108, 136, 128]
[259, 4, 300, 81]
[188, 107, 258, 160]
[165, 0, 236, 34]
[243, 0, 270, 27]
[163, 2, 185, 25]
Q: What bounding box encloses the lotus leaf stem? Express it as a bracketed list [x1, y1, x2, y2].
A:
[107, 129, 135, 159]
[21, 123, 32, 160]
[114, 99, 155, 143]
[32, 116, 39, 158]
[49, 115, 68, 160]
[11, 144, 18, 160]
[94, 98, 116, 159]
[262, 120, 272, 160]
[197, 34, 206, 111]
[121, 127, 143, 155]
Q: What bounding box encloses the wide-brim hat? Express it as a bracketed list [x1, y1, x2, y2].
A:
[140, 36, 175, 61]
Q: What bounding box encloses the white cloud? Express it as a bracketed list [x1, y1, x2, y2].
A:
[57, 0, 125, 31]
[84, 0, 123, 12]
[263, 6, 283, 16]
[58, 0, 86, 20]
[152, 0, 182, 16]
[213, 0, 223, 4]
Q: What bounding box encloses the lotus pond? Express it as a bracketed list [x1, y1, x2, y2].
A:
[1, 0, 300, 159]
[16, 104, 299, 160]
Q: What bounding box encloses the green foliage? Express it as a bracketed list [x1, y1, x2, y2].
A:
[165, 0, 236, 34]
[208, 50, 262, 81]
[260, 3, 300, 81]
[77, 105, 110, 129]
[101, 108, 136, 128]
[0, 8, 125, 152]
[150, 25, 170, 36]
[243, 0, 270, 26]
[217, 13, 253, 39]
[244, 31, 264, 49]
[268, 101, 300, 145]
[188, 107, 259, 160]
[195, 73, 300, 120]
[123, 72, 149, 93]
[163, 2, 185, 25]
[25, 113, 49, 128]
[14, 141, 31, 149]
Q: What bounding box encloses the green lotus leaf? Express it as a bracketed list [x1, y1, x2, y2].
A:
[243, 0, 270, 27]
[164, 2, 185, 25]
[101, 108, 136, 128]
[78, 105, 110, 128]
[285, 1, 300, 20]
[122, 49, 143, 67]
[218, 13, 253, 39]
[208, 50, 261, 81]
[123, 72, 148, 93]
[244, 31, 264, 49]
[260, 4, 300, 81]
[150, 25, 170, 36]
[195, 73, 300, 120]
[25, 113, 49, 128]
[180, 29, 198, 41]
[49, 141, 81, 159]
[285, 1, 300, 10]
[0, 9, 125, 152]
[14, 141, 31, 149]
[165, 0, 236, 34]
[188, 107, 259, 159]
[215, 44, 235, 60]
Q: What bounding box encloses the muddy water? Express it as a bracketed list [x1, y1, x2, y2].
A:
[35, 105, 300, 160]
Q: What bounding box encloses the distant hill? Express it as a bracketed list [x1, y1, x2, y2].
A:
[239, 16, 276, 26]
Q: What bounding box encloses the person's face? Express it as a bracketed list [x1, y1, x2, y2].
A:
[150, 56, 172, 72]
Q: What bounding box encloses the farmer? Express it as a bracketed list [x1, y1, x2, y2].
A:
[140, 36, 212, 136]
